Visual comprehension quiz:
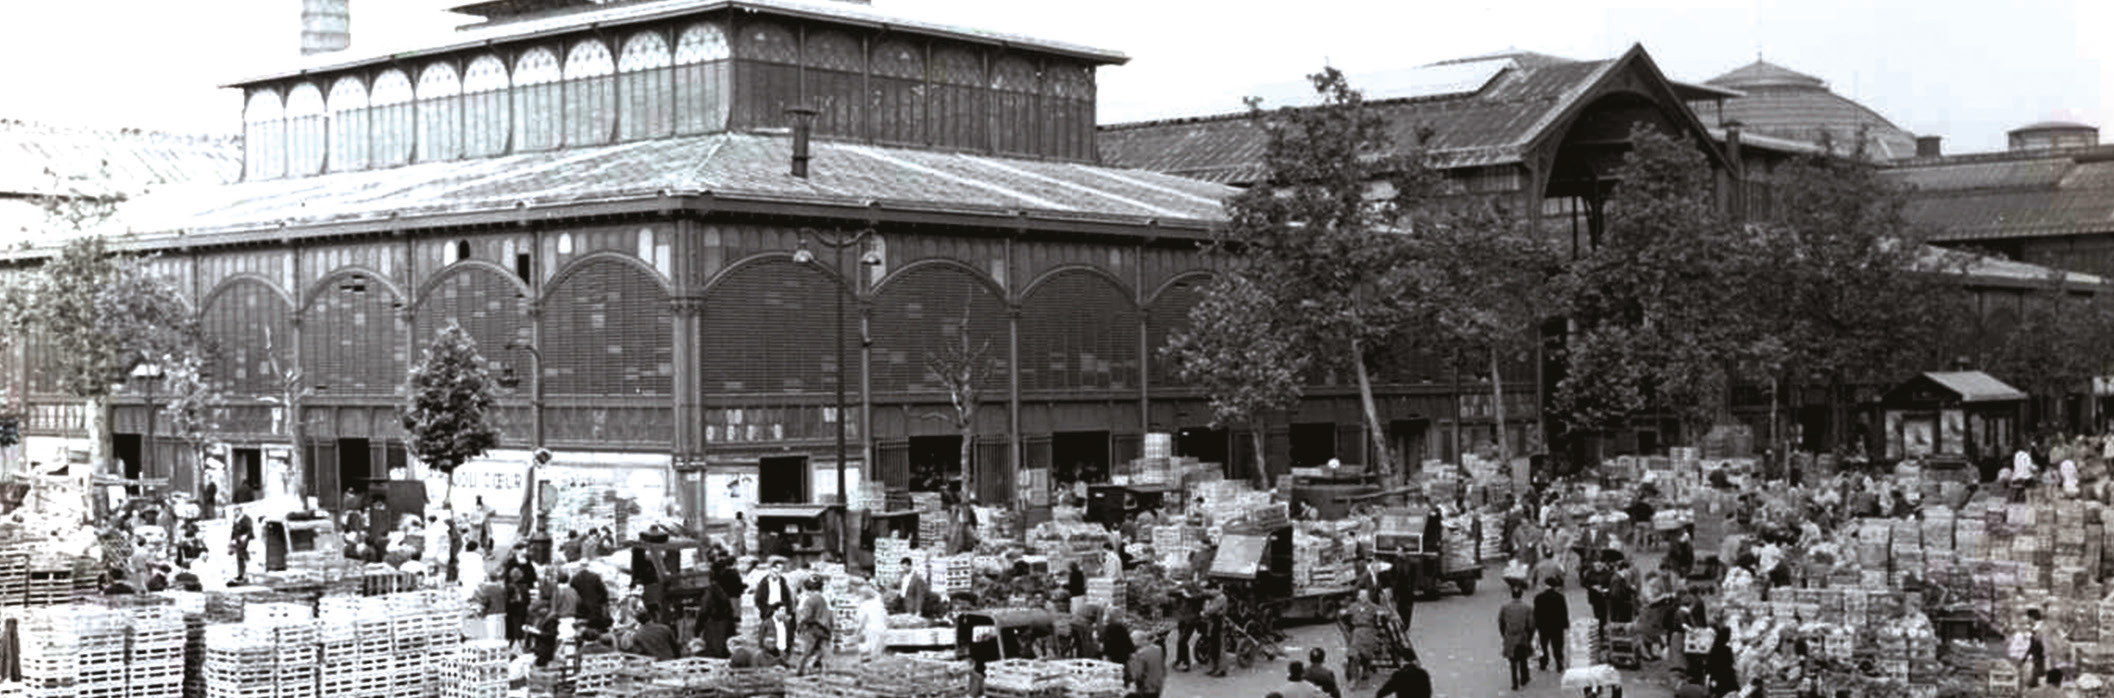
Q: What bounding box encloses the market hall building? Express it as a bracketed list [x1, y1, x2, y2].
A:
[4, 1, 2098, 523]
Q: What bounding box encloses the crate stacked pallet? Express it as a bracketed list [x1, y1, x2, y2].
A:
[1049, 659, 1123, 698]
[127, 606, 185, 698]
[982, 659, 1064, 698]
[202, 625, 276, 698]
[315, 619, 362, 698]
[182, 609, 207, 698]
[437, 640, 510, 698]
[1477, 512, 1506, 561]
[715, 666, 787, 698]
[1084, 578, 1124, 613]
[926, 556, 972, 596]
[19, 606, 123, 698]
[0, 540, 30, 607]
[25, 555, 75, 608]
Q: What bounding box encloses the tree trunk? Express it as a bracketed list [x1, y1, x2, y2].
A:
[86, 393, 112, 481]
[958, 426, 976, 503]
[287, 391, 306, 507]
[1249, 426, 1269, 488]
[1490, 347, 1510, 468]
[1827, 374, 1849, 456]
[1349, 337, 1395, 478]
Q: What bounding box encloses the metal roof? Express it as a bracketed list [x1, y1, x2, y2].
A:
[1921, 371, 2028, 403]
[1097, 57, 1621, 184]
[230, 0, 1126, 87]
[0, 120, 239, 245]
[1890, 153, 2114, 242]
[1691, 59, 1917, 161]
[80, 133, 1231, 242]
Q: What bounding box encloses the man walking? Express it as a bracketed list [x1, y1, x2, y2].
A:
[1534, 576, 1571, 672]
[1126, 630, 1165, 698]
[1500, 585, 1536, 690]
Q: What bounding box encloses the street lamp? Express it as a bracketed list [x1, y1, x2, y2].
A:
[130, 363, 164, 488]
[499, 339, 546, 452]
[794, 227, 878, 561]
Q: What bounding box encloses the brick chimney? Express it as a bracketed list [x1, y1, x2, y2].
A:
[301, 0, 350, 55]
[1916, 136, 1942, 158]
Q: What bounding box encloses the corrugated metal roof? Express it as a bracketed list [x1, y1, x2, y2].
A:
[80, 133, 1231, 242]
[1923, 371, 2028, 403]
[232, 0, 1125, 87]
[0, 121, 239, 197]
[1892, 154, 2114, 242]
[1690, 60, 1916, 161]
[1098, 58, 1615, 184]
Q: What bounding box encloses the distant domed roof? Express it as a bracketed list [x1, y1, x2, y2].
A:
[1691, 59, 1918, 160]
[1705, 60, 1826, 90]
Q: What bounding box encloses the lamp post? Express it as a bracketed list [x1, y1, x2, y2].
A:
[793, 227, 876, 561]
[500, 339, 550, 561]
[130, 363, 164, 489]
[502, 340, 546, 452]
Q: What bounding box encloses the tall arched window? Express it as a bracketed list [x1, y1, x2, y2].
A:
[869, 40, 924, 145]
[370, 69, 415, 167]
[327, 76, 370, 172]
[618, 32, 673, 141]
[463, 55, 510, 157]
[243, 89, 285, 180]
[930, 47, 986, 151]
[284, 82, 327, 176]
[563, 40, 616, 147]
[672, 22, 730, 135]
[804, 31, 862, 138]
[989, 56, 1039, 155]
[513, 47, 562, 152]
[416, 62, 463, 162]
[733, 21, 798, 130]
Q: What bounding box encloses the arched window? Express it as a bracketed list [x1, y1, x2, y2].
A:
[513, 47, 561, 152]
[733, 21, 798, 130]
[804, 31, 862, 138]
[369, 69, 415, 167]
[463, 54, 510, 157]
[243, 89, 285, 180]
[930, 47, 986, 151]
[284, 82, 326, 176]
[672, 22, 731, 135]
[416, 62, 463, 162]
[327, 76, 370, 172]
[618, 32, 673, 141]
[989, 56, 1038, 155]
[1044, 63, 1094, 160]
[563, 40, 616, 147]
[869, 40, 924, 145]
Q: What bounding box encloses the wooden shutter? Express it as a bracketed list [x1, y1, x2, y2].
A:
[1336, 423, 1365, 466]
[875, 439, 911, 489]
[1112, 433, 1142, 468]
[1229, 428, 1255, 481]
[975, 438, 1011, 505]
[308, 440, 338, 508]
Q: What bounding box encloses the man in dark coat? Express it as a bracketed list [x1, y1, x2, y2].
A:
[573, 566, 612, 631]
[1372, 649, 1432, 698]
[626, 611, 682, 660]
[1534, 576, 1570, 672]
[1499, 586, 1536, 690]
[755, 559, 796, 619]
[1303, 648, 1342, 698]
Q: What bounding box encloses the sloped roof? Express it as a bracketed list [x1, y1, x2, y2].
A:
[1924, 245, 2103, 286]
[1691, 60, 1917, 161]
[234, 0, 1124, 86]
[1889, 153, 2114, 242]
[1098, 56, 1623, 184]
[79, 133, 1232, 242]
[0, 120, 240, 245]
[1921, 371, 2027, 403]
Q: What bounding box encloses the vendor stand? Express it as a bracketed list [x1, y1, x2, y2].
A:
[1879, 371, 2025, 476]
[1085, 483, 1173, 528]
[751, 503, 843, 566]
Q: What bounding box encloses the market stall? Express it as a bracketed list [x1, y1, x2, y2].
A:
[1880, 371, 2026, 471]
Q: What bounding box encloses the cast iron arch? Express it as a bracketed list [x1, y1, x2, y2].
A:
[871, 258, 1007, 302]
[698, 252, 846, 296]
[200, 273, 295, 314]
[1019, 265, 1137, 308]
[298, 266, 406, 313]
[1145, 270, 1216, 306]
[547, 251, 672, 294]
[411, 260, 534, 310]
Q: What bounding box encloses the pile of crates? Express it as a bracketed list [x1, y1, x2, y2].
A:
[20, 606, 128, 698]
[202, 625, 276, 698]
[438, 640, 511, 698]
[127, 606, 187, 698]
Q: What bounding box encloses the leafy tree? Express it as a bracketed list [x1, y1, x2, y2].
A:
[1180, 67, 1447, 479]
[1414, 207, 1560, 466]
[1555, 126, 1773, 443]
[400, 323, 503, 506]
[1164, 273, 1309, 484]
[1752, 145, 1967, 451]
[0, 235, 207, 487]
[1982, 276, 2114, 435]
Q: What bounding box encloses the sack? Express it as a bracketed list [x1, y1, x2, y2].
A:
[1504, 559, 1530, 581]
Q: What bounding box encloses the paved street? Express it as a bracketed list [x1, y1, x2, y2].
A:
[1161, 571, 1677, 698]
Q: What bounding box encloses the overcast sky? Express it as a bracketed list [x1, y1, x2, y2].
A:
[4, 0, 2105, 154]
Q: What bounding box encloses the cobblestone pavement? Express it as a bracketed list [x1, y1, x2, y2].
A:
[1160, 572, 1679, 698]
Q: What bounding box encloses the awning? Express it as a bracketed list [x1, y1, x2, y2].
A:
[751, 504, 835, 519]
[1921, 371, 2029, 403]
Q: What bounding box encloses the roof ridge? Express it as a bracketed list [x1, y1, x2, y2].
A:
[0, 119, 238, 144]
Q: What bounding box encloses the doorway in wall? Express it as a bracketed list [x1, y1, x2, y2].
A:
[1289, 422, 1337, 468]
[1052, 431, 1111, 486]
[232, 447, 263, 501]
[338, 438, 372, 507]
[1176, 426, 1228, 467]
[758, 456, 809, 504]
[908, 435, 964, 493]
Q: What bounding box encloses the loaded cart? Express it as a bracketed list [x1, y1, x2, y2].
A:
[1373, 509, 1482, 597]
